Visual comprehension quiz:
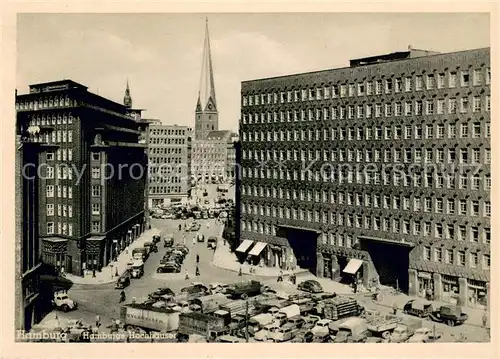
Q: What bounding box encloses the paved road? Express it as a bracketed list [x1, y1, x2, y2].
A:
[45, 217, 489, 342]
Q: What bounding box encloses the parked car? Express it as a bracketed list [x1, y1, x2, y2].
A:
[197, 233, 205, 242]
[407, 327, 442, 343]
[173, 244, 189, 256]
[403, 299, 433, 318]
[149, 287, 175, 300]
[152, 234, 161, 244]
[115, 271, 131, 289]
[157, 262, 181, 273]
[161, 213, 173, 219]
[207, 237, 218, 249]
[298, 280, 323, 294]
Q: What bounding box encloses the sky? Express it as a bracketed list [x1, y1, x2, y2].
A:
[17, 13, 489, 132]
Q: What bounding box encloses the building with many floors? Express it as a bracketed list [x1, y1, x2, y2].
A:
[239, 47, 490, 308]
[191, 130, 237, 184]
[146, 120, 192, 207]
[15, 79, 148, 276]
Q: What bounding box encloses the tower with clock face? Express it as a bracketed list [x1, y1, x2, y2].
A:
[195, 19, 219, 140]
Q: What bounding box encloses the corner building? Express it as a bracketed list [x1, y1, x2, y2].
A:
[239, 48, 490, 308]
[16, 80, 148, 276]
[146, 120, 191, 207]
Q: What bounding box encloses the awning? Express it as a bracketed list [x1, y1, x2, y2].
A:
[236, 240, 254, 253]
[42, 237, 68, 243]
[88, 235, 105, 241]
[343, 259, 363, 274]
[249, 242, 267, 256]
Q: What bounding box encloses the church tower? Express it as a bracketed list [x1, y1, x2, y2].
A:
[195, 18, 218, 140]
[123, 79, 133, 108]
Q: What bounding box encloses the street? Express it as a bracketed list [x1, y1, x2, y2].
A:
[44, 214, 489, 342]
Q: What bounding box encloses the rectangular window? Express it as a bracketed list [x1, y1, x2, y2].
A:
[461, 70, 469, 87]
[92, 203, 100, 215]
[437, 73, 445, 89]
[92, 167, 100, 178]
[405, 77, 412, 92]
[423, 247, 431, 261]
[426, 74, 435, 90]
[449, 71, 457, 87]
[92, 185, 101, 197]
[47, 204, 54, 216]
[47, 222, 54, 234]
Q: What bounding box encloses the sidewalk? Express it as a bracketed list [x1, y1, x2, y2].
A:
[211, 240, 308, 277]
[64, 228, 160, 285]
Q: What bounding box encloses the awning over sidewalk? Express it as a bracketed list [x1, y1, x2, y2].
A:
[248, 242, 267, 256]
[236, 240, 254, 253]
[343, 258, 363, 274]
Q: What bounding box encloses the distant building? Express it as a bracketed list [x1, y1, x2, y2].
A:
[145, 121, 191, 207]
[239, 48, 490, 307]
[15, 79, 148, 276]
[191, 130, 236, 184]
[195, 19, 218, 140]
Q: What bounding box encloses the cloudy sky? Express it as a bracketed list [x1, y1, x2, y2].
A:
[17, 13, 489, 131]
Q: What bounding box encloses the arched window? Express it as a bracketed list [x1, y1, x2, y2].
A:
[65, 96, 69, 106]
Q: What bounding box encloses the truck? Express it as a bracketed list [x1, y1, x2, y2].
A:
[120, 303, 180, 333]
[315, 296, 364, 321]
[219, 299, 257, 317]
[273, 304, 301, 326]
[389, 317, 423, 343]
[365, 310, 402, 339]
[52, 290, 78, 312]
[226, 280, 263, 299]
[132, 247, 147, 261]
[177, 312, 230, 341]
[290, 298, 315, 315]
[130, 260, 144, 278]
[429, 305, 468, 326]
[191, 293, 232, 314]
[332, 317, 369, 343]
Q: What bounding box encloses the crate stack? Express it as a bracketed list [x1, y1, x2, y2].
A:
[322, 296, 359, 320]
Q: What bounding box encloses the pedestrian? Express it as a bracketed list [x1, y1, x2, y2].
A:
[196, 254, 200, 264]
[392, 302, 398, 315]
[185, 269, 189, 280]
[95, 315, 101, 329]
[196, 266, 200, 276]
[238, 266, 243, 276]
[60, 266, 65, 277]
[353, 281, 358, 294]
[92, 268, 96, 278]
[192, 237, 196, 245]
[482, 310, 488, 329]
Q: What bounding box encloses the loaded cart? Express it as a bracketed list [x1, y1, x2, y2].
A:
[315, 296, 365, 321]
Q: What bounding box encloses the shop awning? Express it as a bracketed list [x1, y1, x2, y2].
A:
[343, 259, 363, 274]
[248, 242, 267, 256]
[236, 240, 254, 253]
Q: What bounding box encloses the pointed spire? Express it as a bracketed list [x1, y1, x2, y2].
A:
[123, 78, 132, 108]
[197, 18, 217, 112]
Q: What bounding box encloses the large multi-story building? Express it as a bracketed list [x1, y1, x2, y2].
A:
[146, 121, 191, 207]
[15, 128, 51, 330]
[195, 19, 218, 140]
[239, 47, 490, 308]
[191, 130, 236, 184]
[15, 79, 148, 276]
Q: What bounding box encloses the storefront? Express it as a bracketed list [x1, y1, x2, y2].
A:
[41, 238, 68, 272]
[467, 279, 487, 308]
[248, 241, 268, 266]
[417, 272, 434, 298]
[442, 274, 460, 304]
[323, 257, 333, 279]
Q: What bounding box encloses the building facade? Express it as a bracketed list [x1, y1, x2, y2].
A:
[239, 48, 490, 308]
[16, 80, 148, 276]
[191, 130, 235, 184]
[146, 121, 191, 207]
[195, 19, 218, 140]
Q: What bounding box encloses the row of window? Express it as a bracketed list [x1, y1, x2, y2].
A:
[46, 221, 73, 236]
[241, 215, 490, 244]
[25, 113, 75, 126]
[149, 166, 184, 175]
[47, 204, 73, 218]
[149, 157, 185, 164]
[242, 67, 491, 106]
[242, 120, 491, 144]
[46, 185, 73, 198]
[149, 186, 183, 194]
[149, 147, 184, 155]
[242, 95, 490, 124]
[46, 149, 73, 162]
[16, 96, 75, 111]
[242, 192, 491, 217]
[149, 128, 187, 137]
[241, 169, 492, 191]
[27, 130, 74, 144]
[422, 246, 490, 269]
[149, 138, 186, 145]
[149, 176, 183, 184]
[243, 147, 491, 166]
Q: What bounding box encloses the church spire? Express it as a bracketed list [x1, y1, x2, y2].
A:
[197, 18, 217, 112]
[123, 78, 132, 108]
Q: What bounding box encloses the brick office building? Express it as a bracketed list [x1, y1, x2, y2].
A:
[146, 121, 191, 207]
[15, 80, 148, 276]
[239, 48, 490, 307]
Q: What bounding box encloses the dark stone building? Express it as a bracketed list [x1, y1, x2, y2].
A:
[239, 48, 490, 308]
[16, 80, 148, 276]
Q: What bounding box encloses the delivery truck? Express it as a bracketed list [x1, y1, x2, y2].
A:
[315, 296, 364, 321]
[120, 303, 180, 333]
[177, 312, 230, 341]
[191, 293, 232, 314]
[389, 317, 423, 343]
